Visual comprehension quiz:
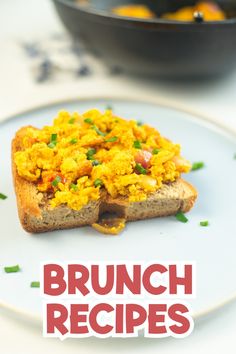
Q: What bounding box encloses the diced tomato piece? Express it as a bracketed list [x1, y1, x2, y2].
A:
[47, 173, 67, 184]
[135, 150, 152, 169]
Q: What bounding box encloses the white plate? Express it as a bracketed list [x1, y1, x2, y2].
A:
[0, 97, 236, 321]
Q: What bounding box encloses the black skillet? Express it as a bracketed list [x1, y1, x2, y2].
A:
[52, 0, 236, 78]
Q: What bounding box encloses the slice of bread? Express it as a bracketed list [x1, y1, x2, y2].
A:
[12, 127, 197, 234]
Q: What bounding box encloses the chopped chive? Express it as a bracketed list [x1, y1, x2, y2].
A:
[135, 163, 147, 175]
[84, 118, 93, 124]
[94, 178, 103, 188]
[106, 105, 113, 110]
[48, 133, 58, 148]
[93, 125, 106, 137]
[175, 212, 188, 223]
[68, 118, 75, 124]
[70, 138, 78, 144]
[86, 148, 96, 160]
[133, 140, 142, 149]
[105, 136, 118, 143]
[137, 121, 143, 126]
[0, 193, 7, 200]
[51, 133, 57, 141]
[92, 160, 102, 166]
[30, 281, 40, 288]
[191, 161, 205, 171]
[4, 264, 20, 273]
[200, 220, 209, 227]
[234, 153, 236, 160]
[152, 148, 160, 155]
[51, 175, 61, 187]
[70, 183, 78, 191]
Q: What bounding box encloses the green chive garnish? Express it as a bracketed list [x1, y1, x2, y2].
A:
[92, 160, 101, 166]
[51, 133, 57, 141]
[30, 281, 40, 288]
[48, 133, 58, 148]
[175, 212, 188, 223]
[70, 183, 78, 191]
[137, 121, 143, 126]
[4, 264, 20, 273]
[133, 140, 142, 149]
[200, 220, 209, 227]
[70, 138, 78, 144]
[135, 163, 147, 175]
[105, 136, 118, 143]
[84, 118, 93, 124]
[106, 105, 113, 110]
[94, 179, 103, 188]
[86, 148, 96, 160]
[0, 193, 7, 200]
[152, 148, 160, 155]
[68, 118, 75, 124]
[234, 153, 236, 160]
[93, 125, 106, 137]
[52, 175, 61, 187]
[191, 162, 205, 171]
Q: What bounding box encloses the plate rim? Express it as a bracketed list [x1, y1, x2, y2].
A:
[1, 94, 236, 324]
[1, 94, 236, 137]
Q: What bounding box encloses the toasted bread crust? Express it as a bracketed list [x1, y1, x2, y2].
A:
[12, 127, 42, 220]
[12, 127, 197, 233]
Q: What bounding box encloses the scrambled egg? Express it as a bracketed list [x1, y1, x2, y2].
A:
[162, 1, 226, 21]
[112, 2, 225, 21]
[14, 109, 191, 211]
[112, 5, 155, 19]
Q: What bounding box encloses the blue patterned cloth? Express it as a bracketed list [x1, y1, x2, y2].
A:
[20, 32, 121, 83]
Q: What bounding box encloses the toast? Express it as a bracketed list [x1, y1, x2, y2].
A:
[12, 111, 197, 234]
[12, 110, 197, 234]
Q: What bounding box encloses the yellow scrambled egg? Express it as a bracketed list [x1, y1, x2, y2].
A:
[112, 2, 225, 21]
[162, 1, 225, 21]
[112, 5, 155, 19]
[14, 109, 191, 211]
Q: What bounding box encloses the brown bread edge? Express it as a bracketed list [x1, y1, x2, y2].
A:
[12, 127, 197, 233]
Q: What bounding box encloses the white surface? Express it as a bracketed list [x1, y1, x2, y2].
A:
[0, 0, 236, 353]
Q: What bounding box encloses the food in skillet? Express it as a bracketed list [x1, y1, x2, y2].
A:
[162, 1, 226, 21]
[112, 1, 226, 21]
[112, 4, 155, 19]
[12, 109, 197, 234]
